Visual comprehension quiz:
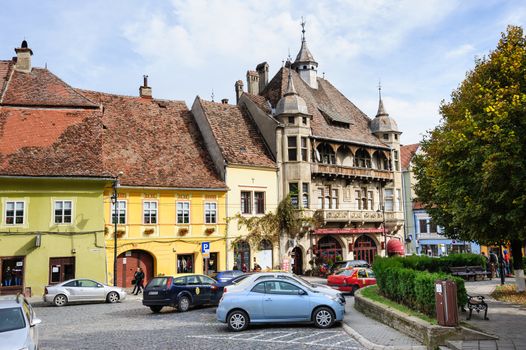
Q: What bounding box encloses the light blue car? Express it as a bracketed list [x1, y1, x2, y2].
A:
[216, 277, 345, 331]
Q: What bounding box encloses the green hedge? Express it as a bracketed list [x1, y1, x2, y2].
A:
[373, 255, 469, 317]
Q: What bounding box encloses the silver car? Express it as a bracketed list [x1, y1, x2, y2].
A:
[0, 294, 41, 350]
[43, 278, 127, 306]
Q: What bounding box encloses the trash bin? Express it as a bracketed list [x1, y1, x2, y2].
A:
[435, 280, 458, 326]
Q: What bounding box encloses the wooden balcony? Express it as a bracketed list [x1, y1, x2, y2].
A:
[311, 163, 393, 182]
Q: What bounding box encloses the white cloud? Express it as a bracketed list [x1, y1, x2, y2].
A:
[446, 44, 476, 58]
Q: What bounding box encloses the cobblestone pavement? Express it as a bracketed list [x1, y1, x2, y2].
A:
[34, 296, 365, 350]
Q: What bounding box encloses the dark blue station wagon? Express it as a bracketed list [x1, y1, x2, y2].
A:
[142, 274, 220, 313]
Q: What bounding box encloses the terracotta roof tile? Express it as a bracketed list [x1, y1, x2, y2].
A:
[401, 143, 419, 171]
[80, 90, 226, 189]
[0, 107, 105, 177]
[242, 93, 272, 114]
[0, 61, 13, 100]
[2, 67, 98, 108]
[198, 98, 275, 168]
[261, 68, 388, 148]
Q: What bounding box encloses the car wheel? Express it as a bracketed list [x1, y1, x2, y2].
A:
[227, 310, 249, 331]
[178, 296, 190, 312]
[351, 284, 359, 296]
[150, 306, 163, 313]
[313, 306, 335, 329]
[53, 294, 68, 307]
[107, 291, 119, 303]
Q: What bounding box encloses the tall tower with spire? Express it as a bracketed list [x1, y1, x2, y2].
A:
[291, 18, 318, 89]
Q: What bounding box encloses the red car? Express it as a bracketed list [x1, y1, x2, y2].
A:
[327, 267, 376, 294]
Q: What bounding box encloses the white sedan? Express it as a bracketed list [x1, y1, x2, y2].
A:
[43, 279, 126, 306]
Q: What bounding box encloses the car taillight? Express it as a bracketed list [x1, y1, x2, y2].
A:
[211, 285, 218, 291]
[166, 277, 173, 289]
[223, 287, 227, 294]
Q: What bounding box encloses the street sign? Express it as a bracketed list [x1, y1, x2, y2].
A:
[201, 242, 210, 254]
[202, 252, 210, 259]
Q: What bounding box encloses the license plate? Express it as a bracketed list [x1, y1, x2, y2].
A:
[149, 291, 158, 295]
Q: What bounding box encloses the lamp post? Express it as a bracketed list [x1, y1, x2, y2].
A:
[111, 174, 121, 286]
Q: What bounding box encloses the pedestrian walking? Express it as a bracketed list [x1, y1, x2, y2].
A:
[132, 267, 145, 295]
[503, 249, 511, 276]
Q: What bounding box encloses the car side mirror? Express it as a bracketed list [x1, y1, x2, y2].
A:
[298, 289, 307, 296]
[97, 284, 103, 288]
[31, 318, 42, 327]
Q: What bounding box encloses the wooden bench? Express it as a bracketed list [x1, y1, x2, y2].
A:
[449, 266, 491, 281]
[466, 294, 489, 320]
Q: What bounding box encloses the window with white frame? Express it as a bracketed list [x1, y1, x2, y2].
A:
[5, 201, 24, 225]
[111, 200, 126, 224]
[204, 202, 217, 224]
[54, 200, 72, 224]
[254, 192, 265, 214]
[240, 192, 252, 214]
[384, 189, 394, 211]
[396, 189, 402, 211]
[143, 201, 158, 224]
[331, 189, 338, 209]
[367, 191, 374, 211]
[301, 137, 308, 161]
[177, 202, 190, 224]
[318, 188, 324, 209]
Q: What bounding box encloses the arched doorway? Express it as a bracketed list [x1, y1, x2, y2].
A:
[234, 240, 250, 272]
[257, 239, 273, 271]
[353, 235, 378, 265]
[317, 235, 343, 265]
[291, 246, 303, 275]
[117, 249, 154, 288]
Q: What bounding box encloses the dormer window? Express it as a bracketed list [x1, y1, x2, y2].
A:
[383, 134, 389, 140]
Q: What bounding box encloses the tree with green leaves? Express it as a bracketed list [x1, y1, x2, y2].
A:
[413, 25, 526, 291]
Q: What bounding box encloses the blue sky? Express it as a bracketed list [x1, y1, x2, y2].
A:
[1, 0, 525, 144]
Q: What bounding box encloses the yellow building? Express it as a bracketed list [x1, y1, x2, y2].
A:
[191, 97, 279, 272]
[83, 88, 228, 287]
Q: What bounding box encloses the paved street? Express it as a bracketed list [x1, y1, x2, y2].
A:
[34, 296, 364, 350]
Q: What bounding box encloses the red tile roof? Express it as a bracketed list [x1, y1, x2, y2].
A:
[400, 143, 419, 171]
[261, 68, 388, 148]
[80, 90, 226, 189]
[1, 66, 98, 108]
[197, 97, 275, 168]
[0, 107, 105, 177]
[0, 61, 13, 99]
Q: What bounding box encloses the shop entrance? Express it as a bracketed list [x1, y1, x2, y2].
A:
[49, 257, 75, 285]
[117, 250, 154, 288]
[353, 235, 378, 265]
[317, 235, 343, 265]
[1, 256, 24, 295]
[234, 240, 251, 272]
[291, 246, 303, 275]
[203, 252, 218, 276]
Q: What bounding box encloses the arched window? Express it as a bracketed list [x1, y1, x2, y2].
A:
[318, 143, 336, 165]
[234, 241, 251, 271]
[353, 148, 371, 168]
[259, 239, 273, 250]
[373, 151, 389, 170]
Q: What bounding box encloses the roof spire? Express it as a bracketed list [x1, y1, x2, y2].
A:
[301, 16, 306, 41]
[376, 80, 388, 117]
[284, 62, 297, 96]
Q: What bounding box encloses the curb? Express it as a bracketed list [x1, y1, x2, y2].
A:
[342, 323, 427, 350]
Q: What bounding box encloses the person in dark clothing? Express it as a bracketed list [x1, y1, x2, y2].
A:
[132, 267, 145, 295]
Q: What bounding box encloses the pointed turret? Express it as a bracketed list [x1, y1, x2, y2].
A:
[275, 65, 309, 115]
[371, 84, 399, 134]
[291, 18, 318, 89]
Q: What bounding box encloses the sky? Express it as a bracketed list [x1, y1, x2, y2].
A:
[1, 0, 526, 144]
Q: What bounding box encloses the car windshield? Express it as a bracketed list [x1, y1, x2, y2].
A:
[336, 269, 353, 276]
[291, 275, 316, 288]
[232, 275, 250, 285]
[0, 307, 26, 333]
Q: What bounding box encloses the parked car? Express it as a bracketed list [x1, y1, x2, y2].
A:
[44, 278, 127, 306]
[212, 270, 244, 283]
[143, 274, 220, 313]
[0, 294, 41, 350]
[217, 276, 345, 331]
[327, 267, 376, 294]
[219, 272, 345, 304]
[331, 260, 371, 273]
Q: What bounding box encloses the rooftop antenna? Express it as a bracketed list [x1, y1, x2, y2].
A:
[378, 79, 382, 99]
[211, 89, 215, 102]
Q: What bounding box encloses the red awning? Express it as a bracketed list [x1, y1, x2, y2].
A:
[387, 239, 404, 255]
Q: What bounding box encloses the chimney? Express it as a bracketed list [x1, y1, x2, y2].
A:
[14, 40, 33, 73]
[256, 62, 269, 92]
[246, 70, 259, 95]
[221, 98, 229, 104]
[235, 80, 244, 103]
[139, 75, 152, 99]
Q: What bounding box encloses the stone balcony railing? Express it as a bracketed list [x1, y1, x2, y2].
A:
[304, 209, 401, 224]
[311, 163, 394, 182]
